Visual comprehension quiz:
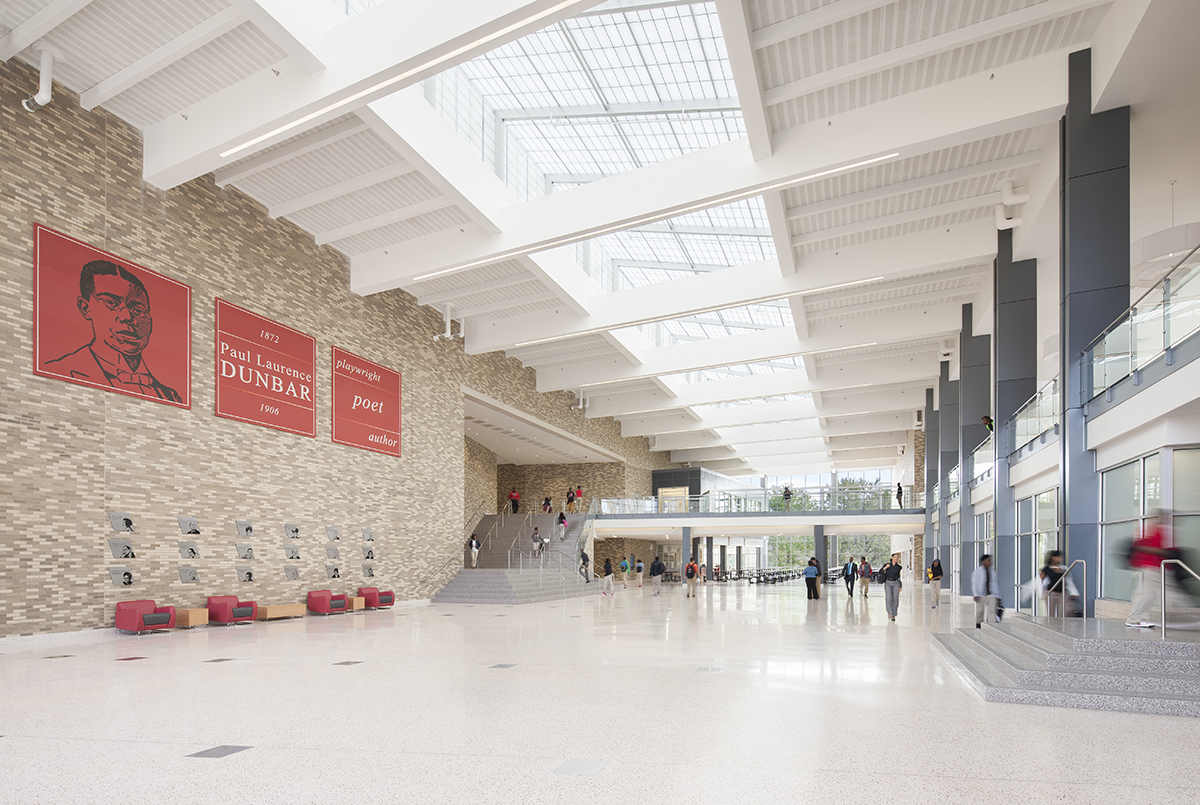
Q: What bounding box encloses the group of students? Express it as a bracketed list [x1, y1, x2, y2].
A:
[584, 554, 667, 596]
[508, 485, 584, 515]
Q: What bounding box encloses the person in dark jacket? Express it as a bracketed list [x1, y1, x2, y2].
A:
[883, 553, 903, 621]
[601, 558, 614, 596]
[579, 550, 590, 583]
[649, 556, 665, 596]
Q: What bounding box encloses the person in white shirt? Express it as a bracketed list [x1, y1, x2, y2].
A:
[972, 554, 1000, 629]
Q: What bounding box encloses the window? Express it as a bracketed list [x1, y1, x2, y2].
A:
[1101, 453, 1161, 601]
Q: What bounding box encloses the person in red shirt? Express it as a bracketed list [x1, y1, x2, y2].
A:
[507, 488, 520, 514]
[685, 557, 700, 598]
[1127, 514, 1170, 628]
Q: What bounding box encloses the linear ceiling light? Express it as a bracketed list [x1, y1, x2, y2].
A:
[510, 276, 886, 349]
[411, 152, 902, 282]
[219, 0, 583, 159]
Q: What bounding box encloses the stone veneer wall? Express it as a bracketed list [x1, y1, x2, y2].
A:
[0, 60, 670, 637]
[913, 429, 926, 494]
[593, 538, 659, 580]
[464, 438, 498, 525]
[495, 462, 630, 515]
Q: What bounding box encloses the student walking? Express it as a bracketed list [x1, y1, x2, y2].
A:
[859, 556, 872, 598]
[804, 559, 820, 600]
[843, 556, 857, 596]
[619, 558, 630, 589]
[579, 550, 590, 583]
[542, 496, 552, 514]
[557, 510, 568, 540]
[507, 488, 520, 514]
[685, 557, 700, 597]
[650, 556, 664, 595]
[1041, 550, 1067, 616]
[928, 558, 943, 608]
[972, 554, 999, 629]
[896, 482, 904, 509]
[782, 486, 792, 510]
[1127, 515, 1169, 628]
[636, 558, 644, 587]
[601, 559, 614, 596]
[883, 553, 903, 621]
[566, 488, 576, 513]
[468, 533, 480, 569]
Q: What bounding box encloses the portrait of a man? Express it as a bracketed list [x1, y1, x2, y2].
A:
[35, 225, 190, 407]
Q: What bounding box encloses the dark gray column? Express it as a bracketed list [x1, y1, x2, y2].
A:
[705, 536, 713, 579]
[994, 228, 1038, 609]
[681, 527, 691, 577]
[924, 388, 939, 569]
[814, 525, 826, 579]
[1060, 48, 1130, 616]
[938, 361, 959, 589]
[959, 304, 991, 594]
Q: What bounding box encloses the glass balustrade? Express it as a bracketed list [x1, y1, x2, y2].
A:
[970, 436, 994, 487]
[1084, 244, 1200, 400]
[598, 485, 919, 515]
[1006, 377, 1059, 456]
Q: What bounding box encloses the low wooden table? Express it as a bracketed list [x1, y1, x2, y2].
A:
[349, 596, 365, 612]
[177, 608, 209, 629]
[258, 603, 306, 620]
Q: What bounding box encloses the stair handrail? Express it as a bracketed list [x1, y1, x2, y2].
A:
[1160, 558, 1200, 640]
[1043, 559, 1087, 622]
[421, 545, 466, 586]
[464, 499, 486, 541]
[509, 510, 533, 550]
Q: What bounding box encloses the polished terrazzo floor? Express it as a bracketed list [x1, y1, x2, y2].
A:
[3, 579, 1198, 804]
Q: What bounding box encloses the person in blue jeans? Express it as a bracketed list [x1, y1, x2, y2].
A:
[804, 558, 821, 599]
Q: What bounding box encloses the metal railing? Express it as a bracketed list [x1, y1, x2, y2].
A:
[1160, 558, 1200, 640]
[945, 465, 960, 505]
[1083, 243, 1200, 401]
[1043, 559, 1087, 622]
[969, 435, 993, 488]
[599, 485, 918, 515]
[1005, 377, 1059, 456]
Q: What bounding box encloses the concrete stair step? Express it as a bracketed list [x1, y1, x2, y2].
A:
[1007, 615, 1200, 657]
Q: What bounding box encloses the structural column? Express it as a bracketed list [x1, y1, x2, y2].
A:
[938, 361, 959, 591]
[814, 525, 827, 578]
[705, 536, 713, 579]
[924, 387, 939, 569]
[959, 303, 991, 594]
[681, 526, 691, 578]
[994, 228, 1038, 609]
[1059, 48, 1130, 616]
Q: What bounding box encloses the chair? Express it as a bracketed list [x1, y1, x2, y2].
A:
[207, 595, 257, 624]
[357, 587, 394, 609]
[307, 589, 349, 615]
[115, 600, 176, 634]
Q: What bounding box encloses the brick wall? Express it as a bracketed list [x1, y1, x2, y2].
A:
[0, 60, 671, 637]
[913, 428, 926, 494]
[592, 538, 659, 580]
[464, 438, 498, 525]
[495, 461, 630, 515]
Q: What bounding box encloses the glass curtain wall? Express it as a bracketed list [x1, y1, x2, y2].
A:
[1100, 453, 1161, 600]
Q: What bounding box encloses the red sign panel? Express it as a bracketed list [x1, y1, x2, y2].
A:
[33, 224, 191, 407]
[331, 346, 401, 456]
[215, 299, 316, 437]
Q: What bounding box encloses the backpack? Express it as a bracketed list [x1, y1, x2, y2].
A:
[620, 561, 628, 572]
[686, 565, 696, 579]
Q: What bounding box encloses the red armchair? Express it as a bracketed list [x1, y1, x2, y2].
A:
[115, 600, 176, 634]
[358, 587, 394, 609]
[207, 595, 257, 624]
[307, 590, 349, 615]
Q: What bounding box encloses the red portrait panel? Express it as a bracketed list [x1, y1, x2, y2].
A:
[33, 224, 191, 408]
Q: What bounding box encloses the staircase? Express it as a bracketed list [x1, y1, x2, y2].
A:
[434, 512, 592, 605]
[933, 614, 1200, 717]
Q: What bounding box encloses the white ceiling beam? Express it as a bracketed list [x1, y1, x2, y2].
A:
[763, 0, 1110, 107]
[0, 0, 94, 62]
[537, 299, 965, 392]
[763, 191, 796, 274]
[495, 97, 740, 120]
[269, 160, 417, 218]
[141, 0, 602, 189]
[784, 151, 1043, 221]
[632, 223, 772, 237]
[352, 48, 1069, 292]
[790, 193, 1003, 248]
[587, 352, 937, 418]
[520, 344, 622, 365]
[215, 117, 370, 187]
[677, 435, 908, 463]
[789, 296, 808, 339]
[228, 0, 335, 74]
[315, 196, 455, 245]
[418, 274, 534, 306]
[714, 0, 772, 160]
[80, 8, 246, 110]
[466, 219, 996, 354]
[362, 88, 595, 315]
[454, 291, 560, 319]
[750, 0, 895, 50]
[620, 386, 926, 437]
[649, 412, 917, 451]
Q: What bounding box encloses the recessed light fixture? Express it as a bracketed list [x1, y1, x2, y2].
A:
[220, 0, 583, 158]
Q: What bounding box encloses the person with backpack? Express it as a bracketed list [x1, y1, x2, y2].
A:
[601, 558, 614, 597]
[636, 558, 644, 587]
[619, 557, 630, 589]
[859, 556, 872, 598]
[542, 496, 552, 514]
[650, 556, 664, 596]
[685, 557, 700, 598]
